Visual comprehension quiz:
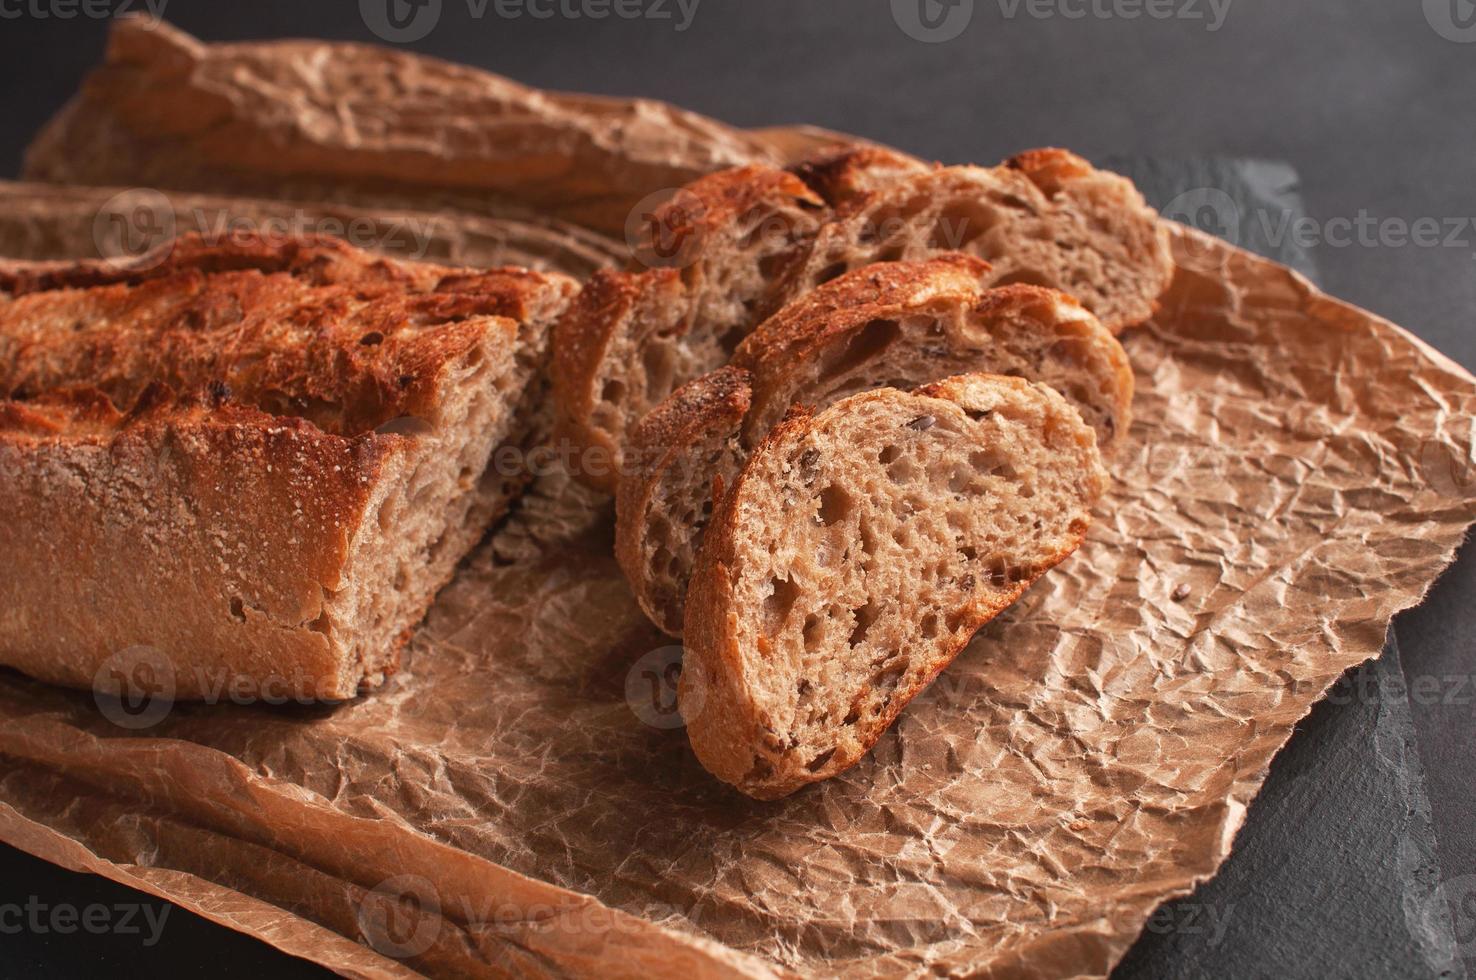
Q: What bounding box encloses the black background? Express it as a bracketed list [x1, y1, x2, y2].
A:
[0, 1, 1473, 975]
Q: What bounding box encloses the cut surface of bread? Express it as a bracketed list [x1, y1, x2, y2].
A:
[551, 166, 826, 492]
[776, 149, 1172, 336]
[0, 233, 576, 700]
[681, 374, 1108, 799]
[616, 255, 1131, 637]
[553, 149, 1166, 493]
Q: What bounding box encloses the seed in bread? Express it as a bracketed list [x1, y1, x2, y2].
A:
[681, 373, 1108, 799]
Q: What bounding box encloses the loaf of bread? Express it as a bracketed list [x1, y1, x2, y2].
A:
[681, 374, 1108, 799]
[553, 149, 1167, 493]
[616, 255, 1131, 636]
[0, 233, 576, 700]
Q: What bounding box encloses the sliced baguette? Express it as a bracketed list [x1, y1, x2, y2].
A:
[776, 148, 1172, 335]
[551, 166, 827, 492]
[553, 149, 1166, 493]
[616, 255, 1131, 636]
[681, 374, 1108, 799]
[0, 233, 576, 700]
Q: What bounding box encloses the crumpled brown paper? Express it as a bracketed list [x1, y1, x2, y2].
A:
[4, 20, 1476, 980]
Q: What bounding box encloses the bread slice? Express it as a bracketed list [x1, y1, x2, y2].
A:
[0, 233, 576, 700]
[681, 374, 1108, 799]
[553, 150, 1165, 493]
[551, 165, 827, 492]
[616, 255, 1131, 636]
[776, 149, 1173, 335]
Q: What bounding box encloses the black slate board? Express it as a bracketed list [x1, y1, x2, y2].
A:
[1109, 158, 1467, 980]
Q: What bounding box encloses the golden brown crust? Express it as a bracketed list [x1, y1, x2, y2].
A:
[731, 253, 992, 373]
[0, 401, 409, 699]
[0, 233, 575, 700]
[630, 165, 824, 268]
[1004, 146, 1096, 197]
[789, 145, 932, 206]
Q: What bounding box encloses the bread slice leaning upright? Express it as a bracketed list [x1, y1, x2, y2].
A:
[0, 233, 576, 701]
[551, 164, 830, 492]
[775, 148, 1174, 336]
[681, 374, 1108, 799]
[616, 254, 1132, 637]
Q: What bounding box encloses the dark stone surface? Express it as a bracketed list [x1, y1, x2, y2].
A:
[0, 4, 1473, 977]
[1108, 157, 1463, 980]
[1114, 635, 1465, 980]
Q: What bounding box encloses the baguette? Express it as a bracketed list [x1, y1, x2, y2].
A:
[616, 255, 1131, 636]
[0, 233, 576, 700]
[553, 149, 1166, 493]
[681, 374, 1108, 798]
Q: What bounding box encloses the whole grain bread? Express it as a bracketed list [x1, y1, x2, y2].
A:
[551, 166, 827, 492]
[616, 255, 1131, 636]
[0, 233, 576, 700]
[553, 149, 1166, 493]
[681, 374, 1108, 798]
[775, 149, 1173, 335]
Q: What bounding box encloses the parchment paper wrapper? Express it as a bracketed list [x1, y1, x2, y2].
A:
[4, 20, 1476, 980]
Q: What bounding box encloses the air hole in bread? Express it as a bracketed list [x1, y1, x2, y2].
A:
[878, 444, 901, 466]
[763, 576, 801, 634]
[927, 202, 999, 250]
[848, 601, 880, 648]
[229, 596, 247, 623]
[970, 450, 1017, 481]
[992, 269, 1057, 290]
[813, 261, 848, 285]
[802, 614, 823, 652]
[820, 318, 900, 384]
[817, 484, 852, 526]
[359, 331, 384, 346]
[806, 748, 836, 772]
[600, 378, 626, 406]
